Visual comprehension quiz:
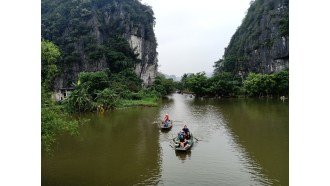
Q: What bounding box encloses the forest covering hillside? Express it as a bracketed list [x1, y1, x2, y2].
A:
[175, 0, 289, 98]
[41, 0, 179, 152]
[42, 0, 158, 89]
[214, 0, 289, 77]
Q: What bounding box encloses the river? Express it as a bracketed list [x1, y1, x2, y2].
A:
[42, 93, 289, 185]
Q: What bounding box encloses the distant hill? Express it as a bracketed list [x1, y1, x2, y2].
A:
[214, 0, 288, 77]
[158, 72, 180, 81]
[159, 71, 211, 81]
[164, 74, 181, 82]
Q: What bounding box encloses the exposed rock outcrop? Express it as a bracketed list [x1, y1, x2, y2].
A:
[42, 0, 158, 89]
[214, 0, 289, 77]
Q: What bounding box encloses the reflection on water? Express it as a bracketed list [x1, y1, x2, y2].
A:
[42, 94, 288, 186]
[42, 107, 162, 186]
[158, 94, 288, 186]
[175, 150, 192, 161]
[214, 98, 288, 185]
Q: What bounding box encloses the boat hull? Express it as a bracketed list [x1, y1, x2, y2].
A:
[160, 120, 173, 130]
[174, 133, 194, 151]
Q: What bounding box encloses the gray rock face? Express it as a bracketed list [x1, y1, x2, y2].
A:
[127, 35, 158, 87]
[42, 0, 158, 89]
[216, 0, 289, 77]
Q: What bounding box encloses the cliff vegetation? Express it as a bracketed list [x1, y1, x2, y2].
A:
[214, 0, 289, 77]
[177, 0, 289, 98]
[41, 0, 176, 152]
[42, 0, 158, 89]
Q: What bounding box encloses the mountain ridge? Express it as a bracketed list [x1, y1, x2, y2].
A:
[214, 0, 289, 77]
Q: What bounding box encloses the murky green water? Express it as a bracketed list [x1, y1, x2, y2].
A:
[42, 94, 288, 185]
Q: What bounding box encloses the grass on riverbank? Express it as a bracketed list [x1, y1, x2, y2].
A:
[117, 96, 159, 108]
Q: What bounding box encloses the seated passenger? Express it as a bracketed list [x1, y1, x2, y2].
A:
[185, 132, 191, 145]
[185, 131, 191, 140]
[178, 133, 188, 148]
[177, 130, 184, 138]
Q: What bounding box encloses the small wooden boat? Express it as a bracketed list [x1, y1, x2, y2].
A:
[160, 120, 173, 130]
[174, 132, 193, 151]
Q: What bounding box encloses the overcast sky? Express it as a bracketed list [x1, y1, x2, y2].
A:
[141, 0, 252, 77]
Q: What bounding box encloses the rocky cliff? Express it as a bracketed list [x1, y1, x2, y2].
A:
[42, 0, 158, 89]
[214, 0, 289, 77]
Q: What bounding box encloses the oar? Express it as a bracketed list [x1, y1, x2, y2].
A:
[194, 136, 202, 141]
[152, 121, 159, 124]
[173, 120, 184, 122]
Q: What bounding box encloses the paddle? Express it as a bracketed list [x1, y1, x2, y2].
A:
[194, 136, 202, 141]
[173, 120, 184, 122]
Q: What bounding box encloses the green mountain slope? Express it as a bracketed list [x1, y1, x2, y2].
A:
[214, 0, 289, 77]
[42, 0, 158, 89]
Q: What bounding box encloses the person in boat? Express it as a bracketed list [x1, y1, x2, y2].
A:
[162, 113, 170, 127]
[185, 131, 191, 140]
[182, 125, 190, 136]
[185, 131, 191, 146]
[178, 132, 188, 148]
[177, 130, 184, 139]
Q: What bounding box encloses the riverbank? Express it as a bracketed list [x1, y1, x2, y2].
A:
[117, 96, 159, 108]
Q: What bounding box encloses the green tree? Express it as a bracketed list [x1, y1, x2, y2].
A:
[64, 68, 152, 112]
[41, 40, 80, 153]
[259, 74, 276, 97]
[151, 74, 176, 97]
[185, 72, 209, 97]
[41, 39, 61, 91]
[42, 94, 79, 153]
[243, 72, 278, 97]
[180, 73, 189, 90]
[78, 71, 110, 99]
[95, 88, 118, 110]
[273, 70, 289, 96]
[65, 85, 95, 112]
[243, 73, 263, 96]
[209, 72, 240, 97]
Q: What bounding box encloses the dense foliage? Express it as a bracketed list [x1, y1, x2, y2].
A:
[185, 72, 209, 97]
[208, 72, 241, 97]
[243, 70, 289, 97]
[214, 0, 289, 75]
[178, 70, 288, 98]
[41, 40, 80, 153]
[41, 39, 61, 91]
[151, 74, 176, 97]
[42, 0, 156, 87]
[207, 0, 289, 98]
[41, 1, 176, 152]
[41, 40, 172, 152]
[63, 70, 181, 112]
[42, 87, 79, 153]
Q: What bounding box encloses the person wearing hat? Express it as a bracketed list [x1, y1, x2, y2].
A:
[162, 113, 170, 127]
[177, 130, 184, 138]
